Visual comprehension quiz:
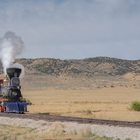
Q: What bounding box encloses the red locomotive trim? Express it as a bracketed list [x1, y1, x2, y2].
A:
[0, 106, 5, 112]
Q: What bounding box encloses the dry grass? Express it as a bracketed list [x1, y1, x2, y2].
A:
[0, 124, 38, 140]
[0, 124, 115, 140]
[23, 87, 140, 121]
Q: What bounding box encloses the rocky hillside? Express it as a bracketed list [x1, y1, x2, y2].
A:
[14, 57, 140, 77]
[0, 57, 139, 89]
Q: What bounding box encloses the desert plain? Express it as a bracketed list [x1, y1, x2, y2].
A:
[23, 87, 140, 121]
[17, 57, 140, 121]
[1, 57, 140, 139]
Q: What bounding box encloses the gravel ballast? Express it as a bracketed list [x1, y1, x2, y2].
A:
[0, 116, 139, 140]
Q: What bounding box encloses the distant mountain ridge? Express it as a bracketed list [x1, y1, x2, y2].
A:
[14, 57, 140, 77]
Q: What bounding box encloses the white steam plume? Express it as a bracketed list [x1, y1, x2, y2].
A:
[0, 31, 24, 74]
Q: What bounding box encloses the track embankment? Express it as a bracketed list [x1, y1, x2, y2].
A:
[0, 113, 140, 128]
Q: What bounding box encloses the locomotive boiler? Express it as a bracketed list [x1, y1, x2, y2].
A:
[0, 66, 28, 113]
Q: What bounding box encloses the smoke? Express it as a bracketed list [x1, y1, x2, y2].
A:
[0, 31, 24, 74]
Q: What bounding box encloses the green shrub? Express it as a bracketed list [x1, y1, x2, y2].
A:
[130, 101, 140, 111]
[20, 97, 32, 105]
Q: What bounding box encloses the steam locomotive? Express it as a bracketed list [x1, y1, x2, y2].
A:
[0, 67, 28, 113]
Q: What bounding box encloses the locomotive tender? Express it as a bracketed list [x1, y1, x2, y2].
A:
[0, 66, 28, 113]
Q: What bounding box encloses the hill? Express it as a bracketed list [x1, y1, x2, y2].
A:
[1, 57, 140, 89]
[16, 57, 140, 77]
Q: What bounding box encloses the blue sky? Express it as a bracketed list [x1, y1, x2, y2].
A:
[0, 0, 140, 60]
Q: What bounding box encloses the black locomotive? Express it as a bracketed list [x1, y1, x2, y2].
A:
[6, 67, 22, 101]
[0, 67, 28, 113]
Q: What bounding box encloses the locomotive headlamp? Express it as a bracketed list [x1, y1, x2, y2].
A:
[6, 68, 22, 79]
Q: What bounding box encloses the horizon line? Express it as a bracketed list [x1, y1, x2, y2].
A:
[16, 56, 140, 61]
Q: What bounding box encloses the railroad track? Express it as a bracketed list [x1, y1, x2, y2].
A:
[0, 113, 140, 128]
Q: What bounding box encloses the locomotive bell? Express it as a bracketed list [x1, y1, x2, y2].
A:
[6, 68, 22, 79]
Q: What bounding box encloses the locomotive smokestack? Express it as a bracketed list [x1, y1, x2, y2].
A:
[6, 68, 21, 79]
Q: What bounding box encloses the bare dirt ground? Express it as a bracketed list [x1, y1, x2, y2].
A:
[23, 87, 140, 121]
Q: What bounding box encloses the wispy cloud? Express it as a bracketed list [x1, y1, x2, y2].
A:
[0, 0, 140, 59]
